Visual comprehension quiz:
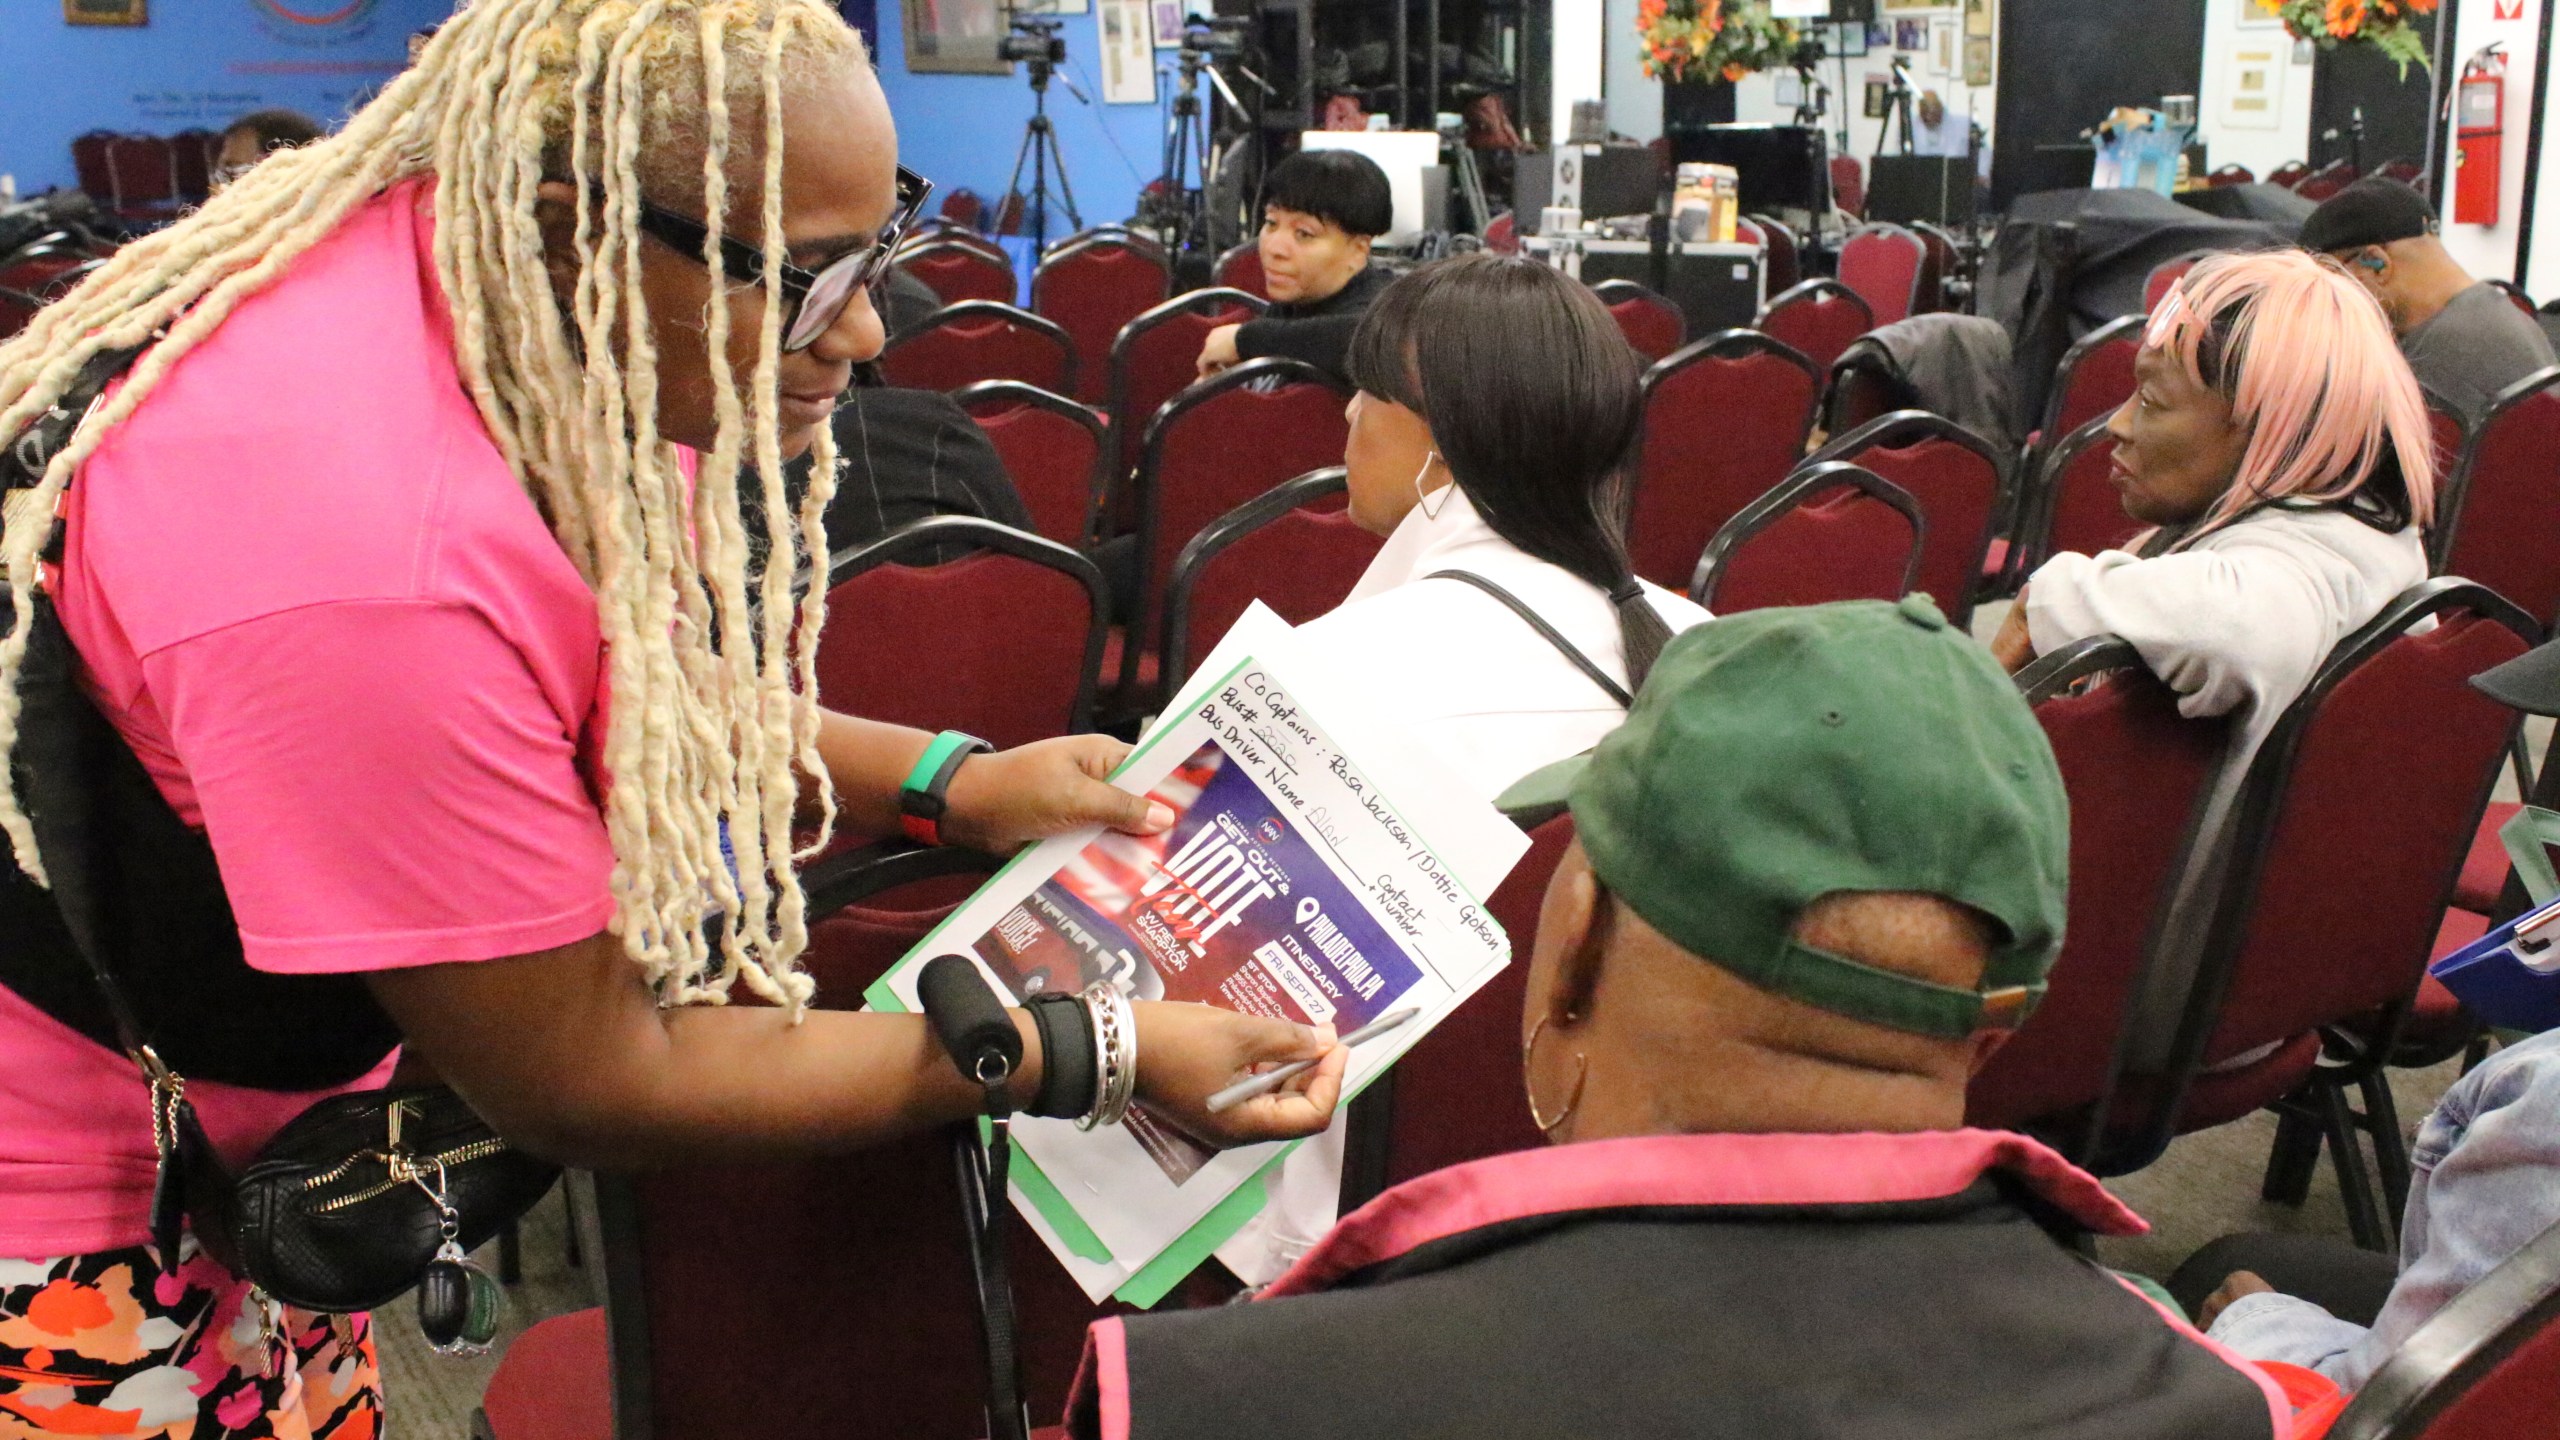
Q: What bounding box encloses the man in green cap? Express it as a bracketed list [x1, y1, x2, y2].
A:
[1065, 598, 2303, 1440]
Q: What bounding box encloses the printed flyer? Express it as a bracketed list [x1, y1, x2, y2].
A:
[870, 605, 1525, 1304]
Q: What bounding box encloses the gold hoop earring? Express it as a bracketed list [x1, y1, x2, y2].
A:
[1522, 1012, 1587, 1138]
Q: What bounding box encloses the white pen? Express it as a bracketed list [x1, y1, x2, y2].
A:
[1203, 1006, 1421, 1114]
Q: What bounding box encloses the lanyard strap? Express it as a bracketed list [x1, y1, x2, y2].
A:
[1424, 569, 1634, 709]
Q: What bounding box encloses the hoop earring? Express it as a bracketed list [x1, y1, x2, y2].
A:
[1413, 450, 1450, 521]
[1522, 1012, 1587, 1138]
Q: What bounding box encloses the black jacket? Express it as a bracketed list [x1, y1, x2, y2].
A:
[1232, 265, 1392, 383]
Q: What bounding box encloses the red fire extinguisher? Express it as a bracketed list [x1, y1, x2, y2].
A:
[2455, 45, 2506, 226]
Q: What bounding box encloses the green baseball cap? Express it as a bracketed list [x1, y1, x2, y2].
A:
[1496, 594, 2069, 1040]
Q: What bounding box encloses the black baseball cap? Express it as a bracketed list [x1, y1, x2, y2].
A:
[2300, 178, 2439, 254]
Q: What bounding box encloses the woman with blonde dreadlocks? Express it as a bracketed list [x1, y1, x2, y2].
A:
[0, 4, 1344, 1435]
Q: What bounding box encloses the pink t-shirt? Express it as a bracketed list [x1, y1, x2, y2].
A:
[0, 179, 618, 1258]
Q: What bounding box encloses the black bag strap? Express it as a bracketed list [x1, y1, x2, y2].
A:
[918, 955, 1032, 1440]
[1423, 569, 1633, 709]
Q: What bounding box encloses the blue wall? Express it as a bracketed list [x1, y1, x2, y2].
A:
[872, 4, 1176, 233]
[0, 0, 1168, 226]
[0, 0, 459, 197]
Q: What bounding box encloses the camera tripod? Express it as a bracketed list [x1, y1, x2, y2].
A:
[1004, 54, 1082, 253]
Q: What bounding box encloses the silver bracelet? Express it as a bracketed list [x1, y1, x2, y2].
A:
[1077, 982, 1138, 1130]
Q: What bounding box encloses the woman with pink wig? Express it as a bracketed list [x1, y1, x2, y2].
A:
[1990, 250, 2435, 1063]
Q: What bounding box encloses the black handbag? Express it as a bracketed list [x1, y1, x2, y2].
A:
[2, 342, 559, 1353]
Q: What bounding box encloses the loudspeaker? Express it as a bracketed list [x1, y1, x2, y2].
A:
[1867, 154, 1974, 226]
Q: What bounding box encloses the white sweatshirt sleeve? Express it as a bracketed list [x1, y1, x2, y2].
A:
[2022, 538, 2339, 721]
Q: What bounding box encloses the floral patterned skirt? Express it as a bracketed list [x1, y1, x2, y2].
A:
[0, 1241, 380, 1439]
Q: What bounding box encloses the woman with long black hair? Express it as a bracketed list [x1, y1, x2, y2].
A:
[1217, 253, 1711, 1285]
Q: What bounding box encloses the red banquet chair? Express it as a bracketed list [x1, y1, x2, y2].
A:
[0, 255, 103, 342]
[1809, 410, 2007, 627]
[1690, 460, 1924, 612]
[1106, 286, 1266, 474]
[1214, 239, 1267, 298]
[953, 380, 1109, 549]
[2144, 253, 2205, 313]
[473, 1304, 610, 1440]
[2038, 314, 2145, 449]
[896, 239, 1017, 306]
[1753, 278, 1871, 376]
[1837, 223, 1928, 326]
[1483, 210, 1519, 255]
[1830, 154, 1866, 218]
[2209, 163, 2256, 187]
[1342, 814, 1577, 1207]
[1032, 229, 1171, 404]
[1965, 639, 2230, 1156]
[69, 131, 117, 209]
[1116, 358, 1352, 702]
[1592, 279, 1686, 362]
[2435, 367, 2560, 625]
[2376, 158, 2426, 187]
[1158, 466, 1381, 691]
[169, 128, 214, 204]
[2420, 395, 2470, 569]
[1629, 329, 1822, 592]
[938, 186, 987, 230]
[2294, 160, 2360, 202]
[1747, 212, 1802, 295]
[2117, 579, 2535, 1245]
[878, 301, 1075, 395]
[561, 843, 1193, 1440]
[103, 133, 180, 229]
[1911, 220, 1962, 313]
[2014, 414, 2142, 580]
[2484, 277, 2537, 318]
[817, 516, 1109, 748]
[2266, 160, 2313, 190]
[2324, 1214, 2560, 1440]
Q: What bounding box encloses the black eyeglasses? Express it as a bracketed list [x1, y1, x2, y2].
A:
[632, 165, 933, 352]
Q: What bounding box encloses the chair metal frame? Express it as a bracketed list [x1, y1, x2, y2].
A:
[1119, 356, 1348, 694]
[2419, 389, 2473, 574]
[2007, 411, 2126, 587]
[950, 379, 1112, 548]
[879, 299, 1077, 394]
[1157, 466, 1348, 693]
[1746, 212, 1803, 294]
[1689, 459, 1928, 607]
[1810, 409, 2011, 628]
[2033, 313, 2146, 454]
[822, 515, 1112, 736]
[2326, 1214, 2560, 1439]
[2133, 578, 2539, 1243]
[1591, 278, 1686, 359]
[1213, 239, 1266, 296]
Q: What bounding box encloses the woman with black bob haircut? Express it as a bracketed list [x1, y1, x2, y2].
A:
[1215, 252, 1711, 1287]
[1195, 148, 1395, 382]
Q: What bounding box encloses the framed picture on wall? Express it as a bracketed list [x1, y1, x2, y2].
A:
[1963, 0, 1993, 38]
[1098, 0, 1157, 102]
[1930, 19, 1956, 76]
[1894, 17, 1925, 50]
[1152, 0, 1184, 46]
[2219, 44, 2286, 129]
[64, 0, 145, 24]
[2236, 0, 2283, 26]
[1881, 0, 1941, 10]
[1830, 19, 1868, 56]
[901, 0, 1009, 72]
[1963, 35, 1993, 86]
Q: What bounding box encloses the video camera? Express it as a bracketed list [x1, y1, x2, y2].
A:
[1179, 16, 1250, 59]
[999, 15, 1067, 66]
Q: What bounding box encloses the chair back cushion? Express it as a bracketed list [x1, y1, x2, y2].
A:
[963, 393, 1104, 548]
[2043, 320, 2143, 444]
[1967, 667, 2228, 1129]
[1216, 242, 1268, 298]
[1699, 484, 1919, 612]
[1033, 240, 1171, 403]
[1837, 430, 2002, 624]
[1134, 376, 1350, 635]
[2145, 257, 2200, 313]
[880, 304, 1072, 394]
[898, 244, 1017, 306]
[1168, 502, 1377, 690]
[1753, 215, 1802, 292]
[2038, 422, 2144, 567]
[819, 552, 1097, 749]
[2442, 373, 2560, 624]
[1603, 290, 1685, 362]
[1111, 293, 1259, 472]
[1839, 224, 1925, 326]
[1829, 154, 1866, 216]
[2203, 609, 2526, 1064]
[1371, 815, 1574, 1187]
[1756, 283, 1871, 374]
[1631, 337, 1820, 590]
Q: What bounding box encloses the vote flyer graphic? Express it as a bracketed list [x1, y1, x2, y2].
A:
[966, 739, 1423, 1182]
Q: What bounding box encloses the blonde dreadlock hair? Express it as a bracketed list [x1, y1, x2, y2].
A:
[0, 0, 873, 1013]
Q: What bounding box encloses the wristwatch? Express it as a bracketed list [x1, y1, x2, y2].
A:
[899, 731, 992, 847]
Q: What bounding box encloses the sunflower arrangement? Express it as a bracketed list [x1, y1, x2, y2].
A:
[2255, 0, 2438, 79]
[1636, 0, 1801, 85]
